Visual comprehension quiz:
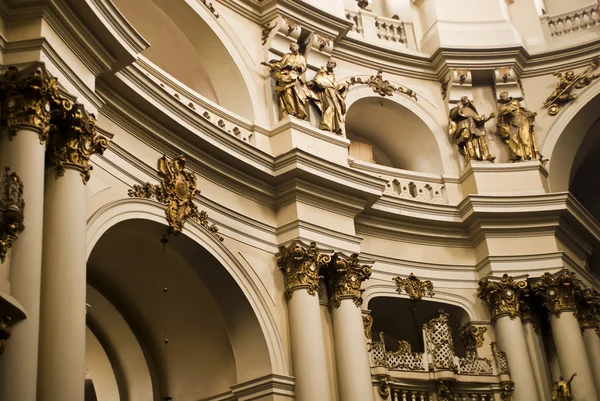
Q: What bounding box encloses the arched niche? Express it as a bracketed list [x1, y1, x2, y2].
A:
[345, 90, 458, 175]
[367, 297, 470, 356]
[111, 0, 257, 120]
[86, 200, 286, 399]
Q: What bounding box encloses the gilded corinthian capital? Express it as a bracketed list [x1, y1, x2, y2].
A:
[46, 103, 108, 184]
[478, 274, 529, 320]
[328, 253, 372, 308]
[277, 242, 332, 300]
[0, 64, 62, 143]
[577, 288, 600, 331]
[530, 270, 581, 317]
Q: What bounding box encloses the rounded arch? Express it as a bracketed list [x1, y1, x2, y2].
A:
[540, 78, 600, 192]
[112, 0, 262, 121]
[344, 86, 459, 176]
[86, 198, 288, 383]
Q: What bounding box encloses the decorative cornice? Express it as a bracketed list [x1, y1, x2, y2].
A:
[530, 270, 582, 317]
[277, 241, 332, 300]
[327, 253, 372, 308]
[478, 274, 529, 320]
[394, 273, 434, 300]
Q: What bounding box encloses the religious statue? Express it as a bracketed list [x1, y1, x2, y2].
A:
[544, 57, 599, 115]
[496, 92, 542, 162]
[262, 43, 310, 121]
[307, 60, 348, 134]
[552, 373, 576, 401]
[448, 96, 496, 164]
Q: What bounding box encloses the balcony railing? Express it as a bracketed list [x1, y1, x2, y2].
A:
[345, 9, 415, 50]
[546, 4, 600, 37]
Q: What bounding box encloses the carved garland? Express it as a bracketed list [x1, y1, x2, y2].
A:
[328, 253, 372, 308]
[394, 273, 434, 300]
[128, 155, 223, 240]
[277, 242, 331, 300]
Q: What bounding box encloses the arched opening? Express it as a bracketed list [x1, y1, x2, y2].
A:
[345, 97, 445, 174]
[86, 218, 273, 400]
[112, 0, 256, 120]
[367, 296, 470, 356]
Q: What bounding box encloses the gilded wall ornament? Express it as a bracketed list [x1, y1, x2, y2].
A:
[544, 57, 599, 115]
[347, 69, 417, 100]
[363, 314, 373, 340]
[0, 65, 62, 143]
[496, 92, 542, 162]
[552, 373, 576, 401]
[328, 253, 372, 308]
[436, 380, 451, 401]
[478, 274, 529, 320]
[0, 316, 11, 357]
[500, 381, 515, 401]
[0, 168, 25, 262]
[128, 155, 223, 239]
[531, 270, 581, 317]
[307, 60, 348, 134]
[377, 375, 390, 398]
[394, 273, 434, 300]
[577, 288, 600, 330]
[491, 342, 509, 374]
[277, 242, 331, 300]
[449, 96, 496, 163]
[46, 104, 109, 184]
[460, 325, 486, 349]
[314, 34, 332, 51]
[261, 22, 277, 45]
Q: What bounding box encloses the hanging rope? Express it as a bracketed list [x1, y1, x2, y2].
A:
[160, 233, 173, 401]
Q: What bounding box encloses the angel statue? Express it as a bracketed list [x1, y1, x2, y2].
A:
[449, 96, 496, 164]
[497, 92, 541, 162]
[552, 373, 576, 401]
[262, 43, 311, 121]
[307, 60, 348, 134]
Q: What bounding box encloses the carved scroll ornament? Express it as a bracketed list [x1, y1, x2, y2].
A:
[460, 325, 487, 349]
[347, 69, 417, 100]
[394, 273, 434, 300]
[328, 253, 372, 308]
[478, 274, 528, 320]
[277, 242, 331, 300]
[128, 155, 223, 240]
[531, 270, 581, 317]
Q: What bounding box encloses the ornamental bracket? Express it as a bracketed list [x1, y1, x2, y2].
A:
[394, 273, 434, 300]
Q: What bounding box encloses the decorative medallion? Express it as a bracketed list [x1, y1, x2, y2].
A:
[478, 274, 528, 320]
[544, 57, 599, 115]
[530, 270, 581, 317]
[394, 273, 434, 300]
[0, 168, 25, 262]
[347, 69, 417, 100]
[277, 242, 332, 300]
[128, 155, 223, 240]
[363, 314, 373, 340]
[0, 65, 62, 143]
[460, 325, 487, 349]
[328, 253, 372, 308]
[0, 316, 11, 357]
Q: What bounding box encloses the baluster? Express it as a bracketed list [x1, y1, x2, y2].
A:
[401, 390, 408, 401]
[573, 14, 581, 31]
[393, 389, 399, 401]
[564, 16, 573, 34]
[556, 18, 564, 35]
[593, 7, 600, 26]
[549, 20, 557, 36]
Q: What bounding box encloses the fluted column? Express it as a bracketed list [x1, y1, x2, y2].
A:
[577, 288, 600, 393]
[37, 103, 108, 401]
[531, 270, 599, 401]
[478, 274, 540, 401]
[278, 242, 333, 401]
[0, 65, 62, 401]
[328, 253, 374, 401]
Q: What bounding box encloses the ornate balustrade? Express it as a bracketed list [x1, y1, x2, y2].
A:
[344, 9, 415, 50]
[546, 4, 600, 37]
[374, 16, 407, 44]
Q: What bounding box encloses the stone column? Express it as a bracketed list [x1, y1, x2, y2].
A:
[278, 242, 333, 401]
[478, 274, 540, 401]
[531, 270, 599, 401]
[328, 253, 374, 401]
[37, 103, 108, 401]
[577, 288, 600, 393]
[0, 65, 62, 401]
[521, 306, 552, 401]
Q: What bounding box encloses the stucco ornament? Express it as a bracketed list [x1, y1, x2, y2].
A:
[496, 92, 542, 162]
[128, 155, 223, 240]
[328, 253, 372, 308]
[478, 274, 529, 320]
[0, 168, 25, 262]
[531, 270, 581, 317]
[449, 96, 496, 164]
[394, 273, 434, 300]
[262, 43, 310, 121]
[544, 56, 599, 116]
[347, 69, 417, 100]
[307, 60, 348, 134]
[460, 325, 486, 349]
[277, 242, 332, 300]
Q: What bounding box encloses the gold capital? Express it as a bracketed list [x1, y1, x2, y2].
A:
[277, 242, 331, 300]
[0, 316, 11, 357]
[46, 104, 108, 184]
[0, 65, 62, 143]
[478, 274, 529, 320]
[577, 288, 600, 330]
[328, 253, 372, 308]
[531, 270, 581, 317]
[0, 168, 25, 262]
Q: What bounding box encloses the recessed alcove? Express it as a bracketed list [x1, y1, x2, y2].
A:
[345, 97, 444, 174]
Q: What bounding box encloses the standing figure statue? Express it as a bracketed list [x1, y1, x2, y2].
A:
[262, 43, 311, 121]
[308, 60, 348, 134]
[552, 373, 576, 401]
[449, 96, 496, 164]
[497, 92, 541, 162]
